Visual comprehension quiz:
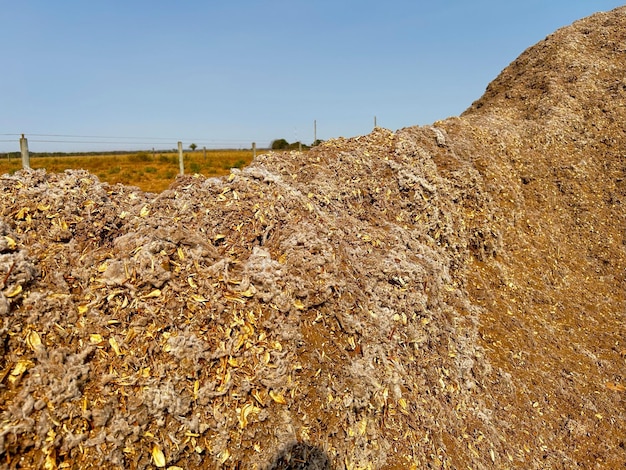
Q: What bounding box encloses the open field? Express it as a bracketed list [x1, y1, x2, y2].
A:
[0, 149, 258, 192]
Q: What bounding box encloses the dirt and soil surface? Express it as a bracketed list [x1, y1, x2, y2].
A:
[1, 6, 625, 470]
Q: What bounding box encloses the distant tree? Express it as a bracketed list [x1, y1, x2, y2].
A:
[271, 138, 289, 150]
[312, 139, 324, 147]
[189, 143, 197, 151]
[287, 141, 308, 150]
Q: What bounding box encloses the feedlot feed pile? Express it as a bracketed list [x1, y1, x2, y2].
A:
[1, 7, 625, 470]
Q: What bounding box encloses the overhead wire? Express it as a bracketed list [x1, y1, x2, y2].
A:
[2, 133, 263, 144]
[0, 132, 265, 152]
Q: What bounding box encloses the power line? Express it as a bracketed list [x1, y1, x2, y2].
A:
[28, 140, 257, 146]
[29, 140, 177, 145]
[4, 133, 264, 144]
[0, 133, 276, 153]
[27, 133, 181, 140]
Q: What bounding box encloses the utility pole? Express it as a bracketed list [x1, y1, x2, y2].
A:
[314, 120, 317, 144]
[20, 134, 30, 169]
[178, 141, 184, 175]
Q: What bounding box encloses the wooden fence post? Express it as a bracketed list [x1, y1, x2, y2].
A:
[20, 134, 30, 169]
[178, 141, 184, 175]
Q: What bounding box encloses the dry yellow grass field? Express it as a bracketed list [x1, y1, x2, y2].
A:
[0, 149, 257, 192]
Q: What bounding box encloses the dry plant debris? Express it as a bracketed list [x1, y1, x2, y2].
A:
[1, 6, 625, 470]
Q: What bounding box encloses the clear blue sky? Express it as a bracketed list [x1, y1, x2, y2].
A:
[1, 0, 623, 152]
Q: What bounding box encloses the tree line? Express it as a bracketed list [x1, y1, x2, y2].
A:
[270, 138, 324, 150]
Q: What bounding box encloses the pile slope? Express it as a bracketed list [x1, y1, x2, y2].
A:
[1, 6, 624, 469]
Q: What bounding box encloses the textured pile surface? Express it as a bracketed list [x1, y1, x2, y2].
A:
[1, 7, 625, 469]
